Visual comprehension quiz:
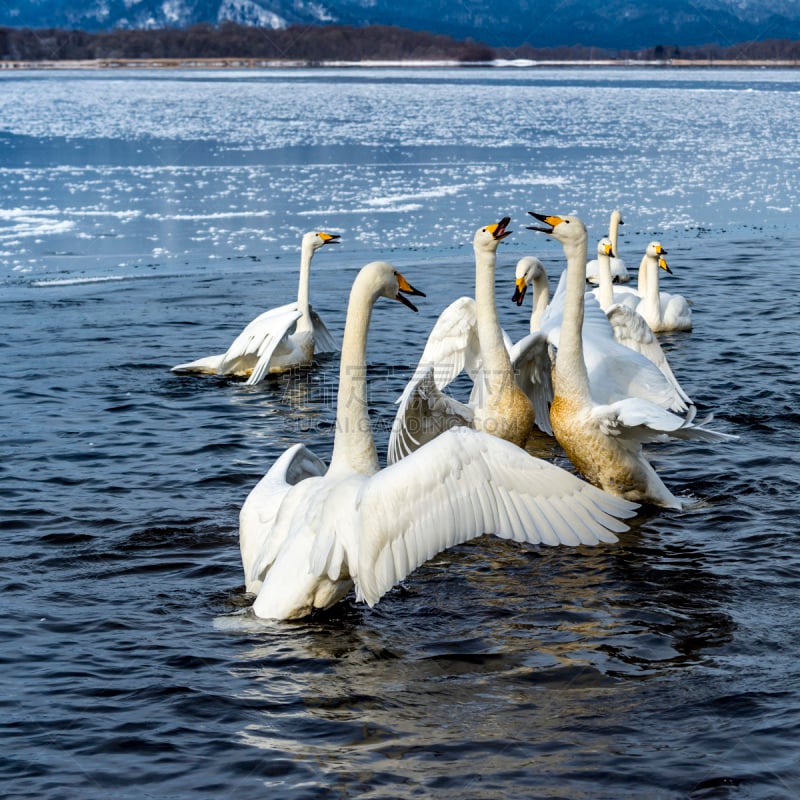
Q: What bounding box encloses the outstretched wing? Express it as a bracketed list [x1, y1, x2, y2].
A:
[509, 331, 554, 435]
[239, 443, 327, 594]
[310, 307, 339, 354]
[605, 303, 692, 409]
[219, 303, 301, 379]
[387, 367, 474, 464]
[355, 427, 637, 607]
[387, 297, 481, 463]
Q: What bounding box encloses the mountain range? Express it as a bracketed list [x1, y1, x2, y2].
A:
[2, 0, 799, 50]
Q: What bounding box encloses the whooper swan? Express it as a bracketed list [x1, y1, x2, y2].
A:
[527, 212, 734, 509]
[172, 230, 340, 384]
[585, 209, 629, 284]
[239, 260, 637, 620]
[591, 237, 691, 407]
[635, 242, 693, 333]
[388, 218, 550, 463]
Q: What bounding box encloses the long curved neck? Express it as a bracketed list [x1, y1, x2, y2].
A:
[640, 254, 662, 322]
[295, 242, 314, 329]
[596, 250, 614, 311]
[609, 212, 620, 253]
[556, 235, 592, 402]
[637, 253, 648, 294]
[328, 274, 380, 477]
[474, 246, 512, 389]
[530, 272, 550, 332]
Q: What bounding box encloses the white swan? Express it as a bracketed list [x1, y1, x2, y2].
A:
[635, 242, 693, 332]
[591, 237, 692, 407]
[527, 212, 735, 509]
[239, 260, 638, 620]
[388, 218, 550, 463]
[585, 209, 629, 284]
[172, 230, 341, 384]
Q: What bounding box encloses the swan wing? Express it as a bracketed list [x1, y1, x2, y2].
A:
[219, 303, 301, 376]
[387, 366, 474, 464]
[310, 307, 339, 354]
[242, 307, 305, 386]
[605, 303, 692, 408]
[355, 427, 637, 606]
[509, 332, 554, 435]
[239, 443, 327, 593]
[415, 296, 482, 389]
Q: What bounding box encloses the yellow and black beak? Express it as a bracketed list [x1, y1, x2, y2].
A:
[512, 276, 528, 306]
[604, 242, 615, 257]
[659, 256, 673, 275]
[394, 271, 425, 312]
[486, 216, 512, 241]
[526, 212, 563, 234]
[319, 232, 341, 245]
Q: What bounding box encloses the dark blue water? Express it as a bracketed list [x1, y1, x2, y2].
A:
[2, 67, 800, 798]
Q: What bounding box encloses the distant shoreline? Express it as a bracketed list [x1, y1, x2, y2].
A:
[2, 57, 799, 70]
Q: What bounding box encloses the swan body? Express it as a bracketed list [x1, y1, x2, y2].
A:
[240, 260, 637, 620]
[591, 237, 692, 408]
[635, 242, 693, 332]
[527, 212, 734, 509]
[388, 219, 548, 463]
[172, 231, 340, 384]
[586, 210, 629, 284]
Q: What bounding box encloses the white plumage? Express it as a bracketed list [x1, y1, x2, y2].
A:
[172, 230, 340, 384]
[240, 260, 638, 620]
[527, 212, 734, 509]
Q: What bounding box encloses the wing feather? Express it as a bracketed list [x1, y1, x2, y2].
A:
[355, 427, 637, 606]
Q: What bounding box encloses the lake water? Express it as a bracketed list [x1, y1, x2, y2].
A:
[2, 66, 799, 799]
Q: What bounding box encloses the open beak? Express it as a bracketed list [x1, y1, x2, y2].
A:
[512, 277, 528, 306]
[319, 232, 340, 244]
[487, 216, 512, 241]
[526, 212, 563, 234]
[395, 271, 425, 312]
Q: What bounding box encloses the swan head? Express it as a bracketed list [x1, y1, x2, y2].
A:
[303, 230, 341, 253]
[597, 237, 614, 258]
[474, 216, 512, 252]
[512, 256, 545, 306]
[645, 241, 672, 273]
[526, 212, 588, 258]
[359, 261, 426, 312]
[610, 209, 624, 226]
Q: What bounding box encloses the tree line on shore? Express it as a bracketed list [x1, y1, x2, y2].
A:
[1, 22, 799, 63]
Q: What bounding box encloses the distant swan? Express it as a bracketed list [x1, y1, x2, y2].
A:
[591, 237, 691, 407]
[240, 260, 637, 620]
[388, 218, 548, 463]
[172, 230, 340, 384]
[586, 209, 629, 284]
[527, 211, 734, 509]
[635, 242, 693, 332]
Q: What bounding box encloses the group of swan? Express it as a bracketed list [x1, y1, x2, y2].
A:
[174, 218, 733, 621]
[238, 258, 637, 620]
[523, 212, 733, 509]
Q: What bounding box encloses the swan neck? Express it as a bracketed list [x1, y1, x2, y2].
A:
[609, 212, 620, 252]
[328, 273, 380, 476]
[474, 246, 512, 385]
[637, 253, 648, 294]
[530, 273, 549, 332]
[556, 236, 592, 401]
[597, 251, 614, 310]
[641, 254, 662, 321]
[295, 242, 313, 328]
